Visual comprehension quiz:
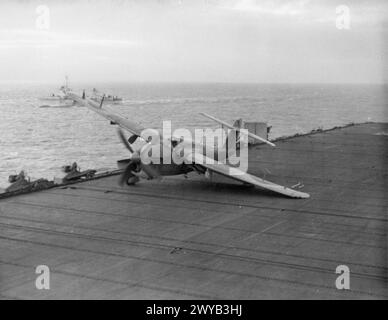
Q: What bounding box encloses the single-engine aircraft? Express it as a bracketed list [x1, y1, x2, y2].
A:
[65, 90, 310, 199]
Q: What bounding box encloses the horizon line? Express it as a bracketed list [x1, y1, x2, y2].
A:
[0, 80, 386, 86]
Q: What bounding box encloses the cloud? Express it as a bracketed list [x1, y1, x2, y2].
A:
[218, 0, 387, 26]
[0, 28, 141, 49]
[0, 0, 386, 83]
[222, 0, 310, 16]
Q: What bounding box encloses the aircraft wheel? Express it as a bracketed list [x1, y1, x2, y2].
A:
[126, 176, 140, 186]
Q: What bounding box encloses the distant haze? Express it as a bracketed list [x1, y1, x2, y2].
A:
[0, 0, 387, 84]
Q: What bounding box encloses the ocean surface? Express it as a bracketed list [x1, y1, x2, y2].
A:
[0, 83, 387, 188]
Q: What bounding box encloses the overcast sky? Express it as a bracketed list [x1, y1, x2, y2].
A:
[0, 0, 386, 83]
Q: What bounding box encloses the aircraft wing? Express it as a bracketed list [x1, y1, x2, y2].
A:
[186, 152, 310, 199]
[67, 91, 145, 137]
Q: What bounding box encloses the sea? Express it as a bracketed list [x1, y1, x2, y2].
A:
[0, 83, 387, 189]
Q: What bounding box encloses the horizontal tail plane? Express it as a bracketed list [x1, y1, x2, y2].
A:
[199, 112, 276, 147]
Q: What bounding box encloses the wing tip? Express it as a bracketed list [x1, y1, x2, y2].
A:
[294, 192, 310, 199]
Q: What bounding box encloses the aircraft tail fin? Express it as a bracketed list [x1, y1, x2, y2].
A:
[224, 119, 244, 159]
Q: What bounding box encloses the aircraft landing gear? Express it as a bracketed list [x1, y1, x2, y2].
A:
[205, 169, 213, 182]
[126, 176, 140, 185]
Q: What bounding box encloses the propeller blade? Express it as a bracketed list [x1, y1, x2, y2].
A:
[117, 129, 134, 154]
[119, 162, 136, 186]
